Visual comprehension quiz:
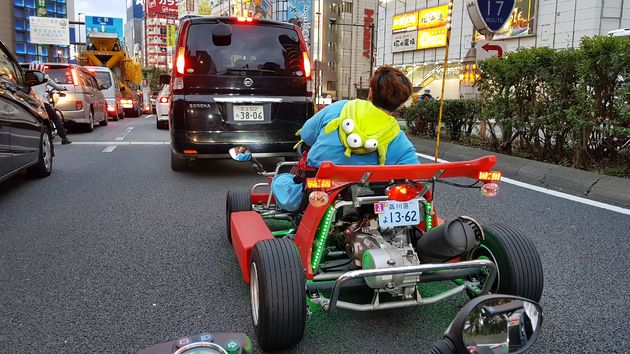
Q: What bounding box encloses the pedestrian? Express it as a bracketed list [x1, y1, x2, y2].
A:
[29, 62, 72, 145]
[419, 89, 434, 102]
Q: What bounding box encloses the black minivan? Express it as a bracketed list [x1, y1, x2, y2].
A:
[164, 16, 314, 170]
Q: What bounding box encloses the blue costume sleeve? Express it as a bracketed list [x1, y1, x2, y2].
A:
[385, 132, 420, 165]
[271, 173, 304, 212]
[300, 100, 347, 146]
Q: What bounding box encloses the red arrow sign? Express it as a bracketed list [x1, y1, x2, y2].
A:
[481, 43, 504, 58]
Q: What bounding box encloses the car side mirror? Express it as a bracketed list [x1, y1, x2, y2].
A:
[229, 146, 252, 162]
[444, 295, 542, 354]
[100, 84, 110, 90]
[159, 74, 171, 85]
[24, 70, 47, 87]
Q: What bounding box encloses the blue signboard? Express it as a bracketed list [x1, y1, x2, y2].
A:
[85, 16, 124, 40]
[287, 0, 312, 46]
[475, 0, 516, 32]
[132, 0, 144, 19]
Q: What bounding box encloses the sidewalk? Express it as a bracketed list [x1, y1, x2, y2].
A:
[409, 136, 630, 208]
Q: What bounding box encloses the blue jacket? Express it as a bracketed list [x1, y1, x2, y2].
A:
[272, 100, 419, 211]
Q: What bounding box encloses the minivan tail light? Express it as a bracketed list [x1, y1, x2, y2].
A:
[70, 68, 79, 86]
[303, 52, 311, 79]
[176, 47, 185, 75]
[159, 96, 169, 103]
[76, 100, 83, 110]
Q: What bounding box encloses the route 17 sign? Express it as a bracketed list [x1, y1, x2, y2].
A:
[467, 0, 516, 36]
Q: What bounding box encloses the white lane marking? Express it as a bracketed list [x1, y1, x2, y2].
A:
[415, 152, 630, 216]
[102, 145, 117, 153]
[144, 115, 155, 119]
[115, 127, 134, 141]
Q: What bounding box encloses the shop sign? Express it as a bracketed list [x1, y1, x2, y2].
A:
[363, 9, 374, 58]
[417, 26, 448, 50]
[392, 31, 417, 53]
[392, 11, 418, 32]
[417, 5, 449, 30]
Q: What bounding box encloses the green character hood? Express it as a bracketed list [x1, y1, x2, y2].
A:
[323, 100, 401, 165]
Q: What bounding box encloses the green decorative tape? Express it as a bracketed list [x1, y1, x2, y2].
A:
[424, 202, 433, 231]
[311, 206, 335, 272]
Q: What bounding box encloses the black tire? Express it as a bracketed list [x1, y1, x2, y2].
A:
[99, 112, 108, 126]
[468, 224, 543, 302]
[86, 110, 94, 132]
[170, 150, 188, 171]
[226, 189, 252, 243]
[26, 126, 53, 178]
[250, 238, 306, 351]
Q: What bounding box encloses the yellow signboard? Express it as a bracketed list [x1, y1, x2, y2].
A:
[392, 11, 418, 32]
[417, 5, 449, 30]
[417, 26, 448, 50]
[166, 24, 177, 47]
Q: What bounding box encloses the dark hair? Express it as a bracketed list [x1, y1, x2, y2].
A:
[369, 66, 413, 112]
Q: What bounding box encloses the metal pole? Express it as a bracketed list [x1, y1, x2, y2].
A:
[435, 0, 454, 162]
[369, 23, 375, 78]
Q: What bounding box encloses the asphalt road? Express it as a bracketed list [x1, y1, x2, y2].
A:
[1, 115, 629, 353]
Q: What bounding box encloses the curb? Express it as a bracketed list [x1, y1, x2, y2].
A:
[409, 136, 630, 208]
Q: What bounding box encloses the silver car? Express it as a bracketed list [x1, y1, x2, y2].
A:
[44, 63, 108, 131]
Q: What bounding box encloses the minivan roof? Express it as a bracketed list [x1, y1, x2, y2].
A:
[183, 16, 296, 29]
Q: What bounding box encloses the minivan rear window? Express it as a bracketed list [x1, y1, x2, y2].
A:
[46, 68, 73, 84]
[185, 23, 303, 77]
[93, 71, 112, 88]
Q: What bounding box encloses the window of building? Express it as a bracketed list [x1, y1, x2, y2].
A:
[340, 1, 353, 13]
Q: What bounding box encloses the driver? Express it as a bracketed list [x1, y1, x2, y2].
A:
[272, 65, 419, 211]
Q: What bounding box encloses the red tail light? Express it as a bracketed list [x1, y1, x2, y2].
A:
[107, 105, 115, 112]
[176, 47, 186, 75]
[478, 171, 502, 182]
[76, 100, 83, 110]
[303, 52, 311, 79]
[159, 96, 169, 103]
[70, 68, 79, 86]
[386, 183, 419, 202]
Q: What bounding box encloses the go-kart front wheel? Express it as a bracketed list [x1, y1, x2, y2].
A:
[468, 224, 543, 302]
[226, 189, 252, 244]
[250, 238, 306, 351]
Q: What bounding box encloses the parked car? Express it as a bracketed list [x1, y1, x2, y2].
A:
[163, 16, 314, 170]
[0, 40, 54, 182]
[155, 84, 170, 130]
[36, 63, 108, 131]
[85, 66, 124, 121]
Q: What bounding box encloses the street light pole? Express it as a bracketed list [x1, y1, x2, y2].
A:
[329, 19, 376, 79]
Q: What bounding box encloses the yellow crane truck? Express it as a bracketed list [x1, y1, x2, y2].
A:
[79, 32, 144, 117]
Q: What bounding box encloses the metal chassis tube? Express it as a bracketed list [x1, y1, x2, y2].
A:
[314, 260, 496, 312]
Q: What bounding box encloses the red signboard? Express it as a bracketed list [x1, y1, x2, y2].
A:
[146, 0, 179, 15]
[363, 8, 374, 59]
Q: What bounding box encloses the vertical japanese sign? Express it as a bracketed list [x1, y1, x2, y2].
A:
[29, 17, 70, 46]
[363, 9, 374, 59]
[287, 0, 312, 47]
[166, 24, 177, 47]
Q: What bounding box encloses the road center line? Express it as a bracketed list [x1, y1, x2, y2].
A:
[115, 127, 134, 141]
[58, 141, 170, 145]
[102, 145, 117, 153]
[415, 152, 630, 216]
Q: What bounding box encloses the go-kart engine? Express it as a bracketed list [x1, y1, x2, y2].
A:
[343, 219, 420, 295]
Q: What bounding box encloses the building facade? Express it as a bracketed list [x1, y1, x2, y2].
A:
[2, 0, 75, 63]
[376, 0, 630, 99]
[125, 0, 145, 62]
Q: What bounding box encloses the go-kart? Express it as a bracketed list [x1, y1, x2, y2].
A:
[226, 146, 543, 351]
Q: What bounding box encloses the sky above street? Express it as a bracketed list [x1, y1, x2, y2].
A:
[75, 0, 127, 21]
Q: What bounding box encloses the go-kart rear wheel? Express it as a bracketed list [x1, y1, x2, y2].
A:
[468, 224, 543, 302]
[250, 238, 306, 351]
[226, 189, 252, 244]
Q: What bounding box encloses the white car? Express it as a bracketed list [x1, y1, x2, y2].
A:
[155, 84, 170, 130]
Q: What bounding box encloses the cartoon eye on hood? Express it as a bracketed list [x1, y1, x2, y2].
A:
[341, 119, 355, 134]
[346, 133, 362, 148]
[364, 139, 378, 151]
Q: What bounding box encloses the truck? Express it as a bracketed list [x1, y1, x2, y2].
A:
[79, 32, 144, 117]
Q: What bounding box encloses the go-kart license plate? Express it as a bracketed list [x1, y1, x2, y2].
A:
[234, 105, 264, 121]
[376, 199, 421, 227]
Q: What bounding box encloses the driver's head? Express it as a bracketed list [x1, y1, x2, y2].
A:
[368, 66, 412, 112]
